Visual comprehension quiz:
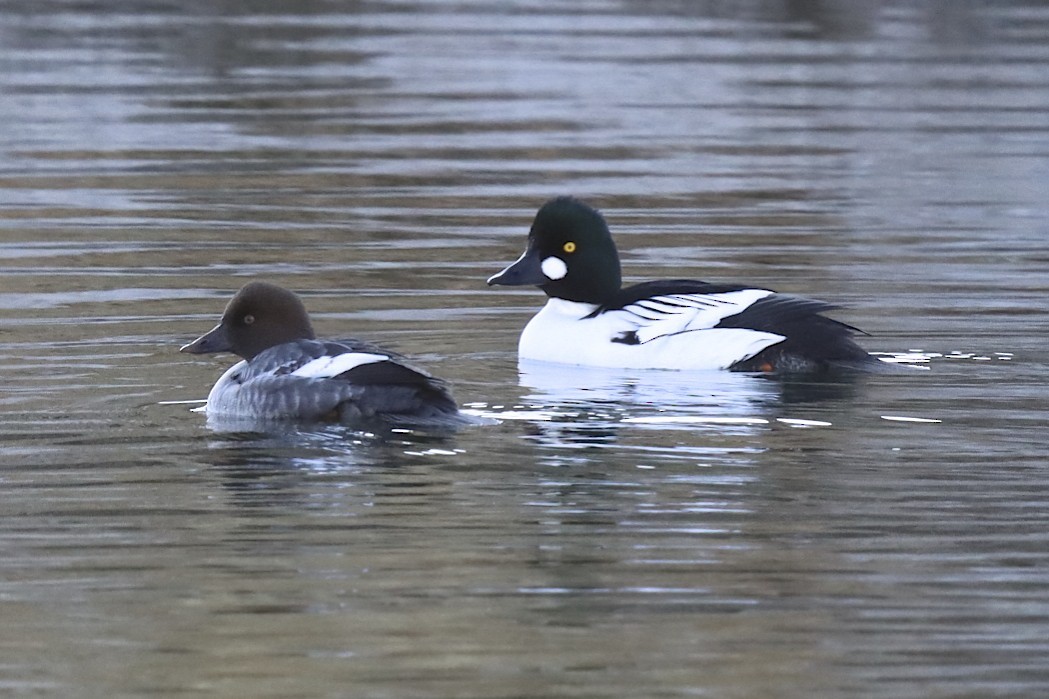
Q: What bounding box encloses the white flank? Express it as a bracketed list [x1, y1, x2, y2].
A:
[291, 352, 389, 379]
[541, 256, 568, 280]
[518, 297, 785, 370]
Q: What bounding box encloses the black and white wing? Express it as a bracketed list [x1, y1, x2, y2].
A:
[583, 280, 871, 371]
[607, 289, 781, 345]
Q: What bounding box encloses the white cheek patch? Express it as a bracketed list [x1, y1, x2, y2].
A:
[291, 353, 388, 378]
[541, 256, 568, 280]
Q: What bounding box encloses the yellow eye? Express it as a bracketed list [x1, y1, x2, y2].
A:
[243, 314, 255, 325]
[563, 241, 576, 253]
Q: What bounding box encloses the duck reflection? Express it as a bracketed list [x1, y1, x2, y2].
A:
[519, 360, 779, 415]
[195, 418, 460, 514]
[502, 359, 864, 455]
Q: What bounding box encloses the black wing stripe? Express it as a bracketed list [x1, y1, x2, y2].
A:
[715, 293, 857, 334]
[594, 279, 758, 314]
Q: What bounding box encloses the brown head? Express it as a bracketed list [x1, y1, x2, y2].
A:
[180, 281, 316, 360]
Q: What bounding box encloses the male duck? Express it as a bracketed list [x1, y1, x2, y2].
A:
[181, 281, 459, 423]
[487, 197, 875, 372]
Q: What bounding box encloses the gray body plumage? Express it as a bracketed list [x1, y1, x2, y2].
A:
[205, 339, 458, 424]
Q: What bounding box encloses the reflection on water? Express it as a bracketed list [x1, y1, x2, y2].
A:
[2, 0, 1049, 697]
[518, 359, 780, 413]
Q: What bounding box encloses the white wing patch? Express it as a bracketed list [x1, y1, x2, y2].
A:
[290, 352, 389, 379]
[621, 289, 774, 344]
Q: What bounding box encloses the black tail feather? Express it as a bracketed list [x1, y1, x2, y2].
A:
[719, 293, 874, 372]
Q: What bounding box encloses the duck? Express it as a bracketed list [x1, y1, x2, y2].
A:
[180, 281, 460, 424]
[487, 196, 877, 372]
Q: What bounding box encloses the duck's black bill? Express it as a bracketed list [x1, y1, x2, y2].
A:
[487, 247, 546, 287]
[180, 323, 232, 354]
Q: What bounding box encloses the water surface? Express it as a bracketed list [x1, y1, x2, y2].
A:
[1, 1, 1048, 697]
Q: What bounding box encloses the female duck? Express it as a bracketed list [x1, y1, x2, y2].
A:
[181, 281, 459, 423]
[487, 197, 875, 372]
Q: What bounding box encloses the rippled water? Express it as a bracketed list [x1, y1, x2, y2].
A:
[2, 1, 1049, 696]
